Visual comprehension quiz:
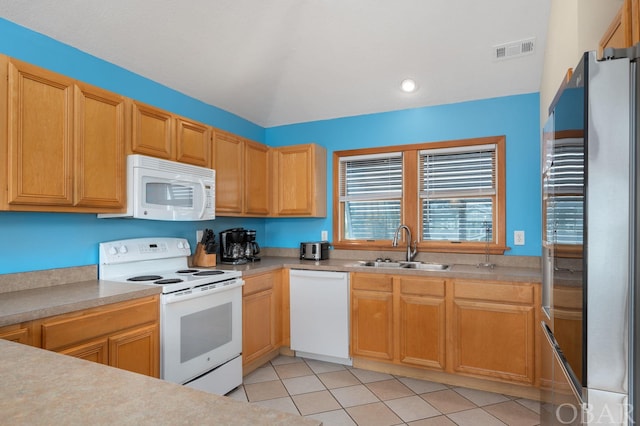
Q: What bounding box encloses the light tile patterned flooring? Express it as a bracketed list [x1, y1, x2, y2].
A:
[226, 355, 540, 426]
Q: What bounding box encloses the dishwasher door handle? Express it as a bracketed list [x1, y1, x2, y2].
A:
[289, 269, 347, 280]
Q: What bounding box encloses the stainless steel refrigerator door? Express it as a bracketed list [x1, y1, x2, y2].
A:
[585, 51, 631, 398]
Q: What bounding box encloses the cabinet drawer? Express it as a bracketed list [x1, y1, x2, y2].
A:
[39, 296, 159, 351]
[454, 280, 534, 304]
[243, 272, 275, 296]
[399, 277, 446, 297]
[351, 273, 393, 292]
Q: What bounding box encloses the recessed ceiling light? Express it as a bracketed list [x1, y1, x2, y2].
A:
[401, 78, 418, 93]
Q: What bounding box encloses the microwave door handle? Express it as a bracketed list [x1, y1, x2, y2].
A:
[197, 180, 207, 219]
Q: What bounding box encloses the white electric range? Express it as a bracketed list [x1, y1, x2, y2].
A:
[99, 237, 243, 396]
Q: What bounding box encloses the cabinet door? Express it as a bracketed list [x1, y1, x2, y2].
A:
[7, 58, 74, 206]
[176, 117, 211, 168]
[214, 131, 243, 213]
[131, 101, 173, 159]
[272, 144, 326, 217]
[243, 289, 274, 365]
[0, 323, 32, 345]
[398, 277, 446, 370]
[452, 299, 535, 384]
[351, 289, 394, 360]
[244, 140, 270, 215]
[599, 0, 633, 53]
[74, 82, 126, 209]
[60, 338, 108, 365]
[109, 323, 160, 378]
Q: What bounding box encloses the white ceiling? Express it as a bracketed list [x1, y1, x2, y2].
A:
[0, 0, 551, 127]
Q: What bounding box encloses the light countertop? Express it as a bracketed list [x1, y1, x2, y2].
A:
[0, 339, 319, 426]
[213, 256, 542, 283]
[0, 280, 161, 327]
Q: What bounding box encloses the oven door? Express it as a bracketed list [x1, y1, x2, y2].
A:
[132, 166, 215, 221]
[160, 280, 242, 384]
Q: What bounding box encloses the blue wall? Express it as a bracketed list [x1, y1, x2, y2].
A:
[0, 18, 542, 274]
[265, 94, 542, 257]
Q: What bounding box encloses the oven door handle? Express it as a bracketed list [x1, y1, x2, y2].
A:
[162, 280, 244, 304]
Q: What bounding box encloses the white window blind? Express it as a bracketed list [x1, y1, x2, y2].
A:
[339, 153, 402, 239]
[545, 138, 584, 245]
[419, 144, 496, 242]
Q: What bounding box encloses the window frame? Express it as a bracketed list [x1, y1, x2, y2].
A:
[332, 136, 507, 254]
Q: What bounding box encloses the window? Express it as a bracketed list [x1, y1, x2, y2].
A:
[419, 144, 496, 243]
[338, 153, 403, 240]
[333, 136, 507, 254]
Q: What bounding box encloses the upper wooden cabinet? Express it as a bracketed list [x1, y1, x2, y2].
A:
[244, 140, 271, 215]
[213, 130, 270, 216]
[2, 56, 126, 213]
[130, 101, 211, 168]
[176, 117, 211, 167]
[213, 130, 244, 214]
[131, 101, 173, 159]
[599, 0, 637, 55]
[272, 143, 327, 217]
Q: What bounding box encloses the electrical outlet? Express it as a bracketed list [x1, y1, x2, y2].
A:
[321, 230, 328, 241]
[196, 230, 204, 243]
[514, 230, 525, 246]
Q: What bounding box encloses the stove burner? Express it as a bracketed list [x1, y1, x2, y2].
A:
[176, 269, 199, 274]
[128, 275, 163, 282]
[193, 270, 225, 276]
[155, 278, 184, 284]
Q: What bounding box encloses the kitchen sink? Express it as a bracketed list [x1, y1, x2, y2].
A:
[356, 260, 404, 268]
[399, 261, 450, 270]
[353, 260, 449, 270]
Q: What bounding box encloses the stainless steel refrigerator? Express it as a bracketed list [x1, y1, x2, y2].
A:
[541, 46, 638, 425]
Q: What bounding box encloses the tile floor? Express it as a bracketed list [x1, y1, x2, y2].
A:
[226, 355, 540, 426]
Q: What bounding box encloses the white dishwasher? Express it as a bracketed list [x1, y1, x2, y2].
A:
[289, 269, 352, 365]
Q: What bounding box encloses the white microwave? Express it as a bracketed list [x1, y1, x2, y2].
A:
[99, 154, 215, 221]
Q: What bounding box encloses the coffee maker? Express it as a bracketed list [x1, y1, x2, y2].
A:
[244, 229, 260, 261]
[219, 228, 248, 264]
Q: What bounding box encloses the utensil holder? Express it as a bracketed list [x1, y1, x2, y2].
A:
[193, 243, 216, 267]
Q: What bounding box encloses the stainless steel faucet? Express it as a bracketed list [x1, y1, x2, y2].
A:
[392, 224, 417, 261]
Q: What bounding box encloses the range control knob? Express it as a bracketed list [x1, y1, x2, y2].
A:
[108, 246, 118, 255]
[118, 245, 128, 254]
[177, 241, 185, 249]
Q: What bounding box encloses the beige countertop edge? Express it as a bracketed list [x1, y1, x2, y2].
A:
[0, 339, 319, 426]
[217, 256, 542, 283]
[0, 280, 161, 327]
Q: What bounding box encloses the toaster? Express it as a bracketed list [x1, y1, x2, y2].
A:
[299, 241, 330, 260]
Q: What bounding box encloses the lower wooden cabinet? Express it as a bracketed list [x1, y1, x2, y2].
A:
[351, 273, 446, 370]
[398, 276, 446, 370]
[242, 270, 283, 370]
[351, 273, 538, 387]
[450, 279, 537, 385]
[351, 273, 394, 360]
[0, 295, 160, 378]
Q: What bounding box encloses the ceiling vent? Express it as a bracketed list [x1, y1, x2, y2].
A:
[493, 38, 535, 60]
